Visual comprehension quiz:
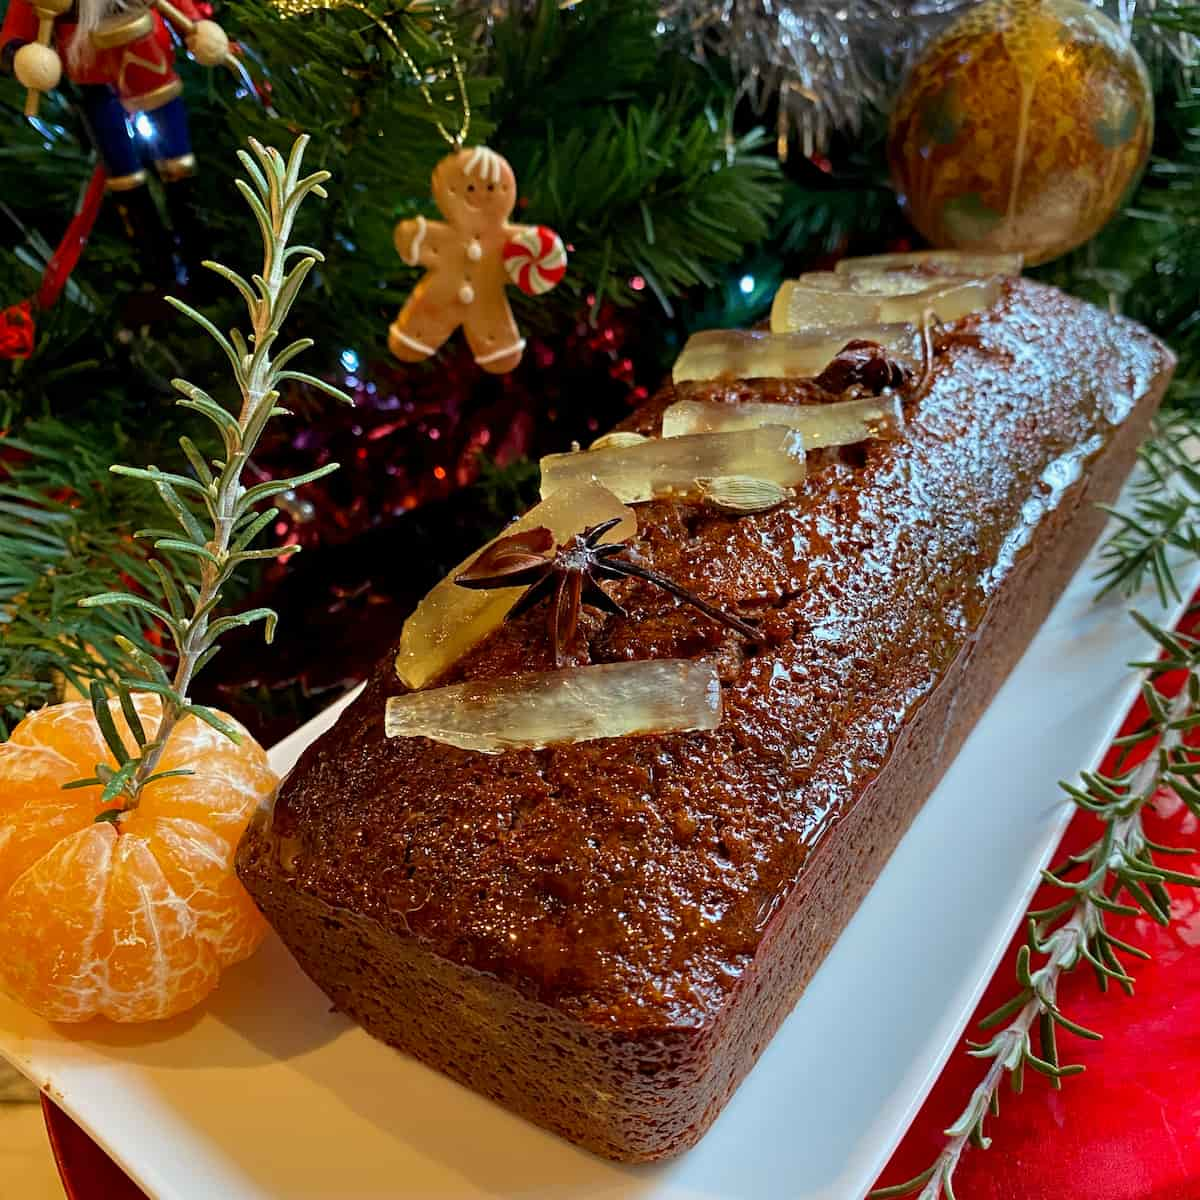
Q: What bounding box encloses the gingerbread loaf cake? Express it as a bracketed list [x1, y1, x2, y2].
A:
[237, 275, 1173, 1162]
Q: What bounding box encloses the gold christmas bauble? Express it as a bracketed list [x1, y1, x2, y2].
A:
[887, 0, 1153, 265]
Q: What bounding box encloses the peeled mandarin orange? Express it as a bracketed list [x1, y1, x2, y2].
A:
[0, 693, 277, 1023]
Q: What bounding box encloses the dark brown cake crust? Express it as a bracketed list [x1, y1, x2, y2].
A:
[237, 279, 1173, 1162]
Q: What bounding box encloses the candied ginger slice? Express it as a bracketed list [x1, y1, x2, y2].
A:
[395, 482, 635, 691]
[661, 395, 903, 448]
[671, 326, 919, 385]
[770, 277, 1002, 334]
[539, 426, 806, 505]
[835, 250, 1023, 277]
[384, 660, 722, 753]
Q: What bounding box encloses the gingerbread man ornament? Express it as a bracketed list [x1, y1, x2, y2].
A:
[389, 146, 567, 374]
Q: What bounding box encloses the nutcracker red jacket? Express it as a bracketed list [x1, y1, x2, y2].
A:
[0, 0, 204, 86]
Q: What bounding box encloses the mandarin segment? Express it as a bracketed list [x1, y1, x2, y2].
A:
[0, 695, 276, 1023]
[101, 834, 219, 1023]
[0, 825, 115, 1023]
[142, 719, 275, 837]
[7, 699, 111, 760]
[140, 816, 267, 967]
[139, 771, 275, 836]
[0, 789, 99, 899]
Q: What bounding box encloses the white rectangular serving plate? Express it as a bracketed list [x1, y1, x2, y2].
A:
[2, 483, 1197, 1200]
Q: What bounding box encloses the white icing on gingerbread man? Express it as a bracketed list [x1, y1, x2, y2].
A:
[389, 146, 564, 375]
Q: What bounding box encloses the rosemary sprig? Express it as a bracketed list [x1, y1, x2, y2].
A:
[74, 136, 349, 810]
[872, 615, 1200, 1200]
[1095, 415, 1200, 605]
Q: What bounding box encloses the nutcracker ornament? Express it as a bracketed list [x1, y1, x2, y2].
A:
[389, 146, 567, 375]
[1, 0, 234, 288]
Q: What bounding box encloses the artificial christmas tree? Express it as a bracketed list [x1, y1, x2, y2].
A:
[2, 0, 1197, 735]
[3, 3, 1200, 1196]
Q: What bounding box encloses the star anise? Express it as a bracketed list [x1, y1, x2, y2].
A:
[455, 518, 759, 666]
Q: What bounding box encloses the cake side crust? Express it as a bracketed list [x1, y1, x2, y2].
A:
[238, 349, 1164, 1161]
[238, 280, 1174, 1160]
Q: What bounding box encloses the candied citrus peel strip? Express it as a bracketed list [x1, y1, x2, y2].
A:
[661, 395, 903, 447]
[770, 276, 1002, 334]
[671, 325, 920, 385]
[834, 250, 1023, 276]
[539, 426, 807, 506]
[385, 659, 722, 753]
[395, 481, 636, 691]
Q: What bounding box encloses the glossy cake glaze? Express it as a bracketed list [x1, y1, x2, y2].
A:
[237, 279, 1173, 1161]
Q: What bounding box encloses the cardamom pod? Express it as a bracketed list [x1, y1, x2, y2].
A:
[589, 430, 649, 451]
[697, 475, 788, 515]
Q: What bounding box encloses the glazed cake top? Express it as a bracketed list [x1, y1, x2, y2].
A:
[241, 279, 1169, 1031]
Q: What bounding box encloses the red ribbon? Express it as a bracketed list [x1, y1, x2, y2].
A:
[1, 164, 108, 360]
[37, 164, 108, 309]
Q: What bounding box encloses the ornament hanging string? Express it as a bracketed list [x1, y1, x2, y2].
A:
[272, 0, 469, 147]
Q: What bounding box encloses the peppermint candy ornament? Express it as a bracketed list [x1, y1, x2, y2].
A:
[503, 225, 567, 296]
